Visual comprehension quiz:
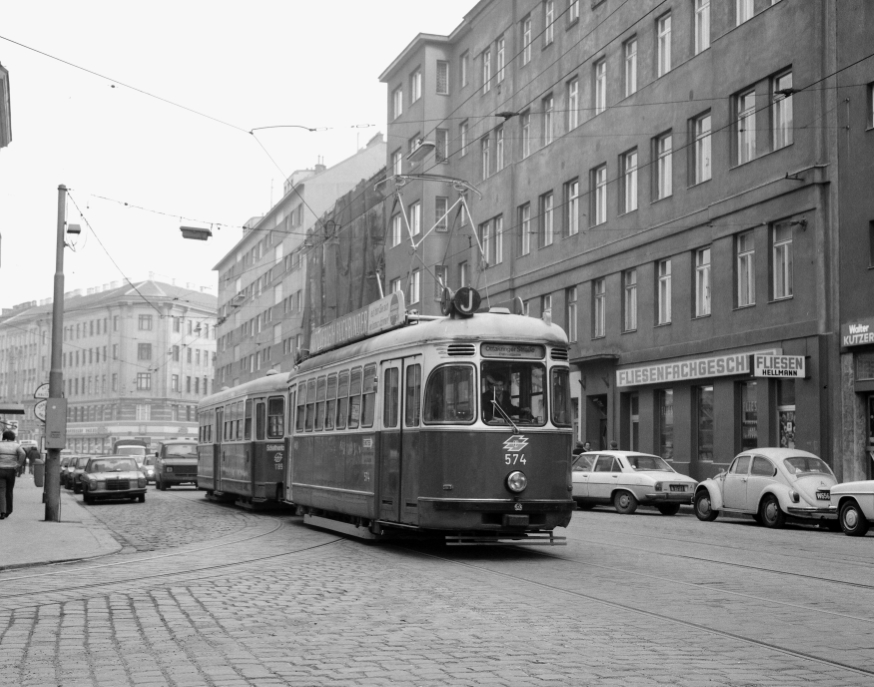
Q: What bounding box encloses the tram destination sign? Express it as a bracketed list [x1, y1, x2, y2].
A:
[310, 291, 406, 355]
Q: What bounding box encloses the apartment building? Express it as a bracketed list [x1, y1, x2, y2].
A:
[381, 0, 873, 481]
[0, 60, 10, 152]
[0, 281, 216, 452]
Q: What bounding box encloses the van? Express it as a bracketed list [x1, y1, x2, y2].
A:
[154, 438, 199, 490]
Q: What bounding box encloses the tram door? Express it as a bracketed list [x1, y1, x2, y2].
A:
[378, 356, 422, 524]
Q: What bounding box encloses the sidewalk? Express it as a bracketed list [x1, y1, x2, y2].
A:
[0, 473, 121, 571]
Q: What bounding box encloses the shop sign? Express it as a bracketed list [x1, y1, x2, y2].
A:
[310, 291, 405, 354]
[617, 349, 779, 388]
[841, 317, 874, 347]
[753, 354, 805, 378]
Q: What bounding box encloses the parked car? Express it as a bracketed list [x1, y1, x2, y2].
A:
[829, 480, 874, 536]
[80, 456, 147, 504]
[694, 448, 838, 528]
[59, 455, 75, 485]
[572, 451, 697, 515]
[66, 455, 92, 493]
[140, 455, 156, 483]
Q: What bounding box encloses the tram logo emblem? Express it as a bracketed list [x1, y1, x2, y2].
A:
[503, 435, 529, 452]
[274, 452, 284, 463]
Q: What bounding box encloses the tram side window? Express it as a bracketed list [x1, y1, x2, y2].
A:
[256, 401, 266, 440]
[315, 376, 327, 430]
[223, 406, 231, 441]
[384, 368, 399, 428]
[244, 400, 253, 440]
[288, 389, 296, 435]
[361, 363, 377, 427]
[348, 367, 362, 429]
[405, 364, 422, 427]
[235, 401, 244, 439]
[306, 379, 316, 431]
[267, 396, 284, 438]
[424, 365, 475, 424]
[325, 375, 337, 431]
[551, 367, 572, 427]
[336, 371, 349, 430]
[296, 384, 307, 433]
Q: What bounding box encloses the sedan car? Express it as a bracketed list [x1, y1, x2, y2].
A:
[829, 480, 874, 536]
[140, 455, 156, 484]
[65, 455, 92, 493]
[694, 448, 838, 528]
[80, 456, 147, 504]
[572, 451, 697, 515]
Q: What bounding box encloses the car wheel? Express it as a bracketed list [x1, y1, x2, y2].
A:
[657, 503, 681, 516]
[839, 500, 870, 537]
[613, 491, 638, 515]
[73, 483, 82, 494]
[138, 494, 146, 503]
[759, 495, 786, 529]
[83, 489, 94, 505]
[694, 490, 718, 521]
[157, 479, 166, 491]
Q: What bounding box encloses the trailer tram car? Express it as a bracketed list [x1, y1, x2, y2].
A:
[287, 288, 575, 544]
[197, 372, 289, 508]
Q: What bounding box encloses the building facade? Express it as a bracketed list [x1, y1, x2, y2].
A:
[381, 0, 871, 481]
[214, 134, 386, 387]
[0, 281, 216, 453]
[0, 60, 10, 152]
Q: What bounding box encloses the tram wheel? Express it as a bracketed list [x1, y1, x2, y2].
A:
[694, 490, 718, 521]
[759, 495, 786, 529]
[839, 501, 870, 537]
[613, 491, 638, 515]
[656, 503, 681, 516]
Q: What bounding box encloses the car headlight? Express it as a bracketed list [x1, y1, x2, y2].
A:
[506, 471, 528, 493]
[790, 489, 800, 503]
[655, 482, 663, 492]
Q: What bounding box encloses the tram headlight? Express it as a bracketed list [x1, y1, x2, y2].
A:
[506, 471, 528, 493]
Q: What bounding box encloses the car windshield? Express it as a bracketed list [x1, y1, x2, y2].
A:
[89, 459, 138, 473]
[783, 456, 834, 477]
[164, 444, 197, 457]
[625, 454, 673, 471]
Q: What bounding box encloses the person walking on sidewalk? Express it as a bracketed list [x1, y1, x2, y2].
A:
[0, 430, 27, 519]
[25, 445, 40, 476]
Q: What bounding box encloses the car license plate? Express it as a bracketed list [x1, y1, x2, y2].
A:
[816, 490, 830, 501]
[669, 485, 685, 492]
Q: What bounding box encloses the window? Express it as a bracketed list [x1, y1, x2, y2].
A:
[657, 259, 672, 324]
[870, 221, 874, 268]
[392, 86, 403, 119]
[522, 15, 532, 65]
[392, 149, 402, 176]
[657, 13, 671, 77]
[624, 37, 637, 97]
[482, 47, 491, 94]
[695, 247, 712, 316]
[136, 405, 150, 422]
[112, 373, 118, 391]
[737, 89, 756, 164]
[436, 60, 449, 94]
[623, 269, 638, 331]
[482, 221, 492, 265]
[540, 192, 554, 247]
[658, 389, 674, 459]
[736, 231, 756, 307]
[567, 78, 579, 130]
[436, 197, 448, 232]
[410, 201, 421, 236]
[652, 132, 672, 200]
[409, 269, 421, 304]
[740, 381, 758, 451]
[113, 344, 118, 360]
[494, 216, 504, 265]
[542, 294, 552, 319]
[566, 286, 578, 343]
[594, 58, 606, 115]
[171, 374, 179, 392]
[773, 71, 793, 150]
[593, 278, 606, 338]
[137, 343, 151, 361]
[542, 94, 554, 145]
[869, 83, 874, 129]
[520, 203, 531, 256]
[697, 386, 714, 461]
[461, 51, 469, 87]
[521, 112, 531, 158]
[495, 126, 504, 170]
[136, 373, 151, 391]
[569, 0, 579, 23]
[435, 128, 448, 163]
[481, 135, 490, 180]
[695, 0, 710, 54]
[692, 112, 712, 183]
[565, 178, 580, 236]
[460, 120, 468, 156]
[434, 265, 448, 298]
[496, 35, 505, 83]
[459, 261, 469, 288]
[348, 368, 362, 429]
[138, 315, 152, 331]
[384, 368, 399, 428]
[389, 277, 401, 295]
[544, 0, 555, 45]
[424, 365, 475, 424]
[772, 221, 793, 299]
[737, 0, 754, 25]
[410, 68, 422, 103]
[591, 164, 607, 225]
[393, 215, 403, 247]
[620, 149, 638, 213]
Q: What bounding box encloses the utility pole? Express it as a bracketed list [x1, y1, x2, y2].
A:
[44, 184, 68, 521]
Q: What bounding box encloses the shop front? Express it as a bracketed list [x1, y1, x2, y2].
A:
[839, 317, 874, 482]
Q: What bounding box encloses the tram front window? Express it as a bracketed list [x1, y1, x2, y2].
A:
[481, 362, 545, 426]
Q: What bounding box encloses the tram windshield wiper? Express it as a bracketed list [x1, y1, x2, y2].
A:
[491, 399, 520, 434]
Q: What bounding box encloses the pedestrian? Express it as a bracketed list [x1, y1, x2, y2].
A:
[0, 430, 26, 520]
[26, 445, 40, 476]
[583, 441, 592, 452]
[609, 440, 619, 449]
[571, 441, 585, 456]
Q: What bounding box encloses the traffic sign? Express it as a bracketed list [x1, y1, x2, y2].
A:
[34, 399, 47, 422]
[34, 383, 49, 399]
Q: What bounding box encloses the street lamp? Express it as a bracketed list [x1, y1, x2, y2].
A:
[180, 226, 212, 241]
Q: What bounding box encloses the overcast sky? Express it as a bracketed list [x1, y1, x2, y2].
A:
[0, 0, 473, 310]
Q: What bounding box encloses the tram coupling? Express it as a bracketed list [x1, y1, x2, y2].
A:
[445, 531, 567, 546]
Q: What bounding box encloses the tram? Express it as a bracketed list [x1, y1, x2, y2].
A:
[285, 288, 575, 544]
[197, 371, 289, 507]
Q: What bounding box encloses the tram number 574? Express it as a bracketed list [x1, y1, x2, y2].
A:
[504, 453, 526, 465]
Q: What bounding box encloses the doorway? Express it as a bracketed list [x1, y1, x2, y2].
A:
[587, 394, 608, 449]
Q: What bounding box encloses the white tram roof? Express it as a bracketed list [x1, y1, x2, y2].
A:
[200, 369, 289, 408]
[296, 312, 568, 376]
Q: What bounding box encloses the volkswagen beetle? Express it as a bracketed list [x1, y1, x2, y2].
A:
[693, 448, 837, 528]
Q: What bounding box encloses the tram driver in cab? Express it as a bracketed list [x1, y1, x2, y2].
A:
[482, 369, 530, 423]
